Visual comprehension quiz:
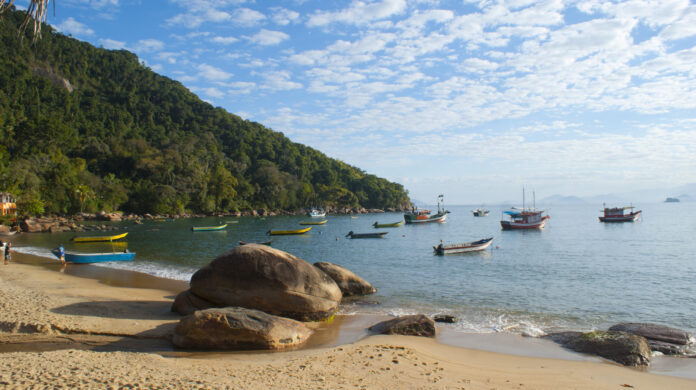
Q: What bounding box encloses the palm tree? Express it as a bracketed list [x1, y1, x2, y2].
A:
[1, 0, 51, 42]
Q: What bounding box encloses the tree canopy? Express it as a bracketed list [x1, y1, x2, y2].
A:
[0, 9, 410, 216]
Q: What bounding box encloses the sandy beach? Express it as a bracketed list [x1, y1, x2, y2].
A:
[1, 249, 695, 389]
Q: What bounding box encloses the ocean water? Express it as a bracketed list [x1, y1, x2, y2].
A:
[11, 202, 696, 337]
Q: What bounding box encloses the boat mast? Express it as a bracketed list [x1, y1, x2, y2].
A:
[533, 189, 536, 211]
[522, 186, 525, 211]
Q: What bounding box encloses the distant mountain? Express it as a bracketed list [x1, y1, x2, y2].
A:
[539, 195, 586, 204]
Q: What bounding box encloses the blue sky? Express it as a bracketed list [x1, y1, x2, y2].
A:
[17, 0, 696, 204]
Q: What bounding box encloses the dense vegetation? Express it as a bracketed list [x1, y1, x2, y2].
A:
[0, 9, 409, 216]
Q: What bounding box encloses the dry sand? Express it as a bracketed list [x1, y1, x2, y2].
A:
[1, 250, 695, 389]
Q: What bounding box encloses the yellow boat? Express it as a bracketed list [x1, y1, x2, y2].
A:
[267, 227, 312, 235]
[73, 232, 128, 243]
[299, 220, 327, 225]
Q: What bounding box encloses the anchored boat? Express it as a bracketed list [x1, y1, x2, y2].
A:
[599, 204, 641, 222]
[500, 188, 549, 230]
[238, 240, 272, 246]
[472, 208, 489, 217]
[73, 232, 128, 243]
[300, 220, 328, 225]
[434, 237, 494, 254]
[51, 248, 135, 263]
[307, 208, 326, 217]
[404, 195, 449, 224]
[268, 227, 312, 235]
[191, 224, 227, 231]
[372, 221, 403, 228]
[346, 231, 388, 239]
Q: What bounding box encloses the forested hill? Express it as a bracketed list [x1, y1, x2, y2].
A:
[0, 9, 409, 216]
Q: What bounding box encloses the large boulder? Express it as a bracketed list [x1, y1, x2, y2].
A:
[368, 315, 437, 337]
[609, 323, 695, 355]
[171, 290, 216, 315]
[20, 219, 43, 233]
[188, 244, 342, 321]
[547, 331, 651, 366]
[313, 262, 377, 296]
[173, 307, 313, 350]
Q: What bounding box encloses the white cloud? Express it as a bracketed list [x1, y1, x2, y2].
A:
[307, 0, 407, 27]
[211, 36, 240, 45]
[55, 17, 94, 36]
[99, 38, 126, 50]
[197, 64, 234, 81]
[258, 71, 302, 90]
[246, 29, 290, 45]
[232, 8, 267, 27]
[134, 39, 164, 52]
[271, 7, 300, 25]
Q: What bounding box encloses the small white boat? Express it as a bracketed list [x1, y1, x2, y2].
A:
[434, 237, 494, 254]
[307, 208, 326, 217]
[472, 208, 489, 217]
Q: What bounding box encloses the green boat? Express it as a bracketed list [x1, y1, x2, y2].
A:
[191, 224, 227, 231]
[372, 220, 404, 228]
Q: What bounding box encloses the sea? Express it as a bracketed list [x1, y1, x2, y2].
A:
[10, 202, 696, 338]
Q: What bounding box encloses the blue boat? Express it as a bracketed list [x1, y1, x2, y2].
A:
[51, 248, 135, 264]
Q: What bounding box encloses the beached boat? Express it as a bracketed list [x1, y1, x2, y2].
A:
[404, 195, 449, 224]
[300, 220, 328, 225]
[268, 227, 312, 235]
[500, 189, 549, 230]
[346, 231, 388, 239]
[472, 208, 489, 217]
[598, 205, 641, 222]
[433, 237, 494, 254]
[372, 220, 404, 228]
[307, 208, 326, 217]
[191, 224, 227, 231]
[239, 240, 272, 246]
[0, 230, 17, 236]
[51, 248, 135, 263]
[73, 232, 128, 243]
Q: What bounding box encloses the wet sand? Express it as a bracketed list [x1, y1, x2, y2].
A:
[1, 247, 695, 389]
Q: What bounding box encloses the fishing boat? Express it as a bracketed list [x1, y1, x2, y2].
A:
[372, 221, 404, 228]
[239, 240, 272, 246]
[51, 248, 135, 263]
[599, 204, 641, 222]
[191, 224, 227, 231]
[404, 195, 449, 224]
[346, 231, 388, 239]
[307, 208, 326, 217]
[300, 220, 328, 225]
[433, 237, 494, 254]
[268, 227, 312, 235]
[73, 232, 128, 243]
[500, 188, 549, 230]
[472, 208, 489, 217]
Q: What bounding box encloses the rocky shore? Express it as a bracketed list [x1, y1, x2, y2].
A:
[1, 206, 402, 234]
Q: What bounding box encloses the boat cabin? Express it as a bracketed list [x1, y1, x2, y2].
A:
[0, 192, 16, 216]
[603, 207, 631, 217]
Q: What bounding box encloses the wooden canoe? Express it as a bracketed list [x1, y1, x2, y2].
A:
[51, 248, 135, 263]
[346, 231, 388, 239]
[434, 237, 494, 255]
[299, 220, 327, 225]
[239, 240, 272, 246]
[73, 232, 128, 243]
[191, 224, 227, 231]
[268, 227, 312, 235]
[372, 220, 403, 228]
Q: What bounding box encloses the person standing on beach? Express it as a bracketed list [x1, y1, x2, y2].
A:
[57, 244, 65, 265]
[4, 242, 10, 264]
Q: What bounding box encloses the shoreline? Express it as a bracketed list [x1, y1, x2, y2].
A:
[1, 248, 695, 388]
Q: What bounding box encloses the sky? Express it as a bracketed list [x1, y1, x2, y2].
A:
[15, 0, 696, 204]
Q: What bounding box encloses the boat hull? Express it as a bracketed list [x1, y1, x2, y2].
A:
[73, 232, 128, 242]
[373, 221, 404, 228]
[500, 216, 549, 230]
[347, 232, 388, 239]
[239, 241, 272, 246]
[434, 238, 493, 254]
[52, 249, 135, 263]
[300, 220, 327, 225]
[268, 227, 312, 235]
[404, 213, 447, 224]
[599, 211, 641, 222]
[192, 224, 227, 231]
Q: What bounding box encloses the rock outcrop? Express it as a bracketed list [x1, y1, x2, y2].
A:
[608, 323, 695, 356]
[171, 290, 216, 316]
[432, 314, 457, 323]
[173, 307, 313, 350]
[368, 315, 437, 338]
[313, 262, 376, 296]
[186, 244, 342, 321]
[547, 331, 651, 366]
